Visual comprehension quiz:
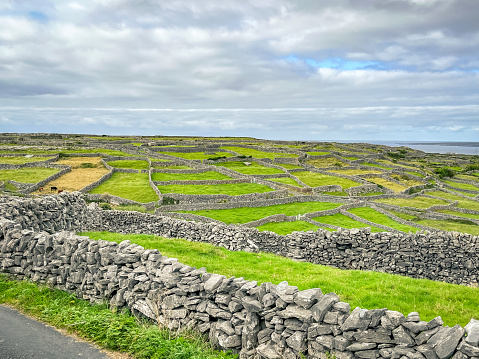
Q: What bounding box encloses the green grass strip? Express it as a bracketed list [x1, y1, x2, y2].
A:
[0, 156, 56, 164]
[158, 183, 273, 196]
[267, 177, 302, 187]
[293, 171, 360, 189]
[0, 274, 236, 359]
[311, 213, 384, 232]
[0, 167, 61, 184]
[157, 151, 234, 160]
[375, 196, 449, 209]
[177, 201, 342, 224]
[276, 164, 303, 169]
[444, 180, 479, 192]
[436, 210, 479, 220]
[213, 161, 284, 175]
[220, 146, 298, 160]
[79, 232, 479, 327]
[348, 207, 420, 233]
[425, 191, 479, 211]
[106, 160, 150, 170]
[151, 171, 232, 181]
[256, 220, 322, 234]
[90, 173, 159, 203]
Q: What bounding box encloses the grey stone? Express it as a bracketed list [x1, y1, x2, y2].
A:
[341, 307, 371, 331]
[355, 349, 380, 358]
[275, 281, 298, 304]
[450, 351, 468, 359]
[219, 335, 241, 349]
[416, 345, 439, 359]
[242, 296, 263, 312]
[203, 274, 225, 293]
[257, 343, 282, 359]
[285, 331, 306, 352]
[218, 321, 236, 336]
[380, 347, 394, 358]
[393, 326, 416, 346]
[407, 312, 421, 322]
[427, 317, 445, 330]
[403, 321, 428, 334]
[458, 341, 479, 357]
[334, 336, 352, 351]
[355, 329, 394, 344]
[316, 334, 334, 349]
[382, 311, 406, 330]
[293, 288, 323, 309]
[347, 343, 377, 351]
[312, 292, 340, 322]
[308, 324, 333, 339]
[416, 327, 441, 345]
[465, 319, 479, 346]
[280, 304, 313, 322]
[430, 325, 465, 359]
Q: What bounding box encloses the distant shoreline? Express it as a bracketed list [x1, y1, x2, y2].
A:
[405, 142, 479, 147]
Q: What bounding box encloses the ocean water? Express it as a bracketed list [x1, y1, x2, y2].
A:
[336, 141, 479, 156]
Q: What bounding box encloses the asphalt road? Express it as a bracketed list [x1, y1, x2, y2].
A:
[0, 305, 110, 359]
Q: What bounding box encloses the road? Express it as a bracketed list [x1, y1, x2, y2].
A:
[0, 305, 111, 359]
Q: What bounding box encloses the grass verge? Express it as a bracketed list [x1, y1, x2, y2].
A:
[311, 213, 385, 232]
[158, 183, 274, 196]
[213, 161, 284, 175]
[0, 274, 235, 359]
[176, 201, 342, 224]
[348, 207, 420, 233]
[0, 167, 61, 184]
[256, 220, 322, 234]
[293, 171, 360, 189]
[79, 232, 479, 327]
[151, 171, 232, 181]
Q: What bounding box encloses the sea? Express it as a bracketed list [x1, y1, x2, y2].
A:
[334, 141, 479, 156]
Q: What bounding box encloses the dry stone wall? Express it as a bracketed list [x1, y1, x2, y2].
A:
[2, 194, 479, 359]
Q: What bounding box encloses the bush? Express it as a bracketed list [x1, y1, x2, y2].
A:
[162, 197, 179, 205]
[207, 156, 227, 161]
[387, 152, 405, 159]
[99, 202, 112, 210]
[80, 163, 97, 168]
[465, 164, 479, 171]
[435, 167, 455, 178]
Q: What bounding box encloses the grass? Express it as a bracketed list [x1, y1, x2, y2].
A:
[151, 171, 232, 181]
[436, 210, 479, 220]
[33, 157, 109, 193]
[220, 146, 298, 160]
[256, 220, 322, 234]
[375, 196, 450, 209]
[0, 167, 61, 184]
[348, 207, 420, 233]
[376, 159, 417, 170]
[90, 173, 159, 203]
[213, 161, 284, 175]
[323, 191, 348, 196]
[427, 191, 479, 211]
[312, 213, 385, 232]
[443, 180, 479, 192]
[361, 163, 392, 170]
[328, 169, 383, 176]
[0, 156, 56, 164]
[267, 177, 302, 187]
[276, 163, 303, 169]
[158, 183, 274, 196]
[306, 151, 330, 156]
[341, 156, 359, 160]
[406, 171, 425, 178]
[456, 174, 479, 182]
[61, 149, 137, 157]
[0, 274, 236, 359]
[391, 174, 424, 188]
[367, 177, 407, 193]
[177, 201, 342, 224]
[106, 160, 150, 170]
[411, 219, 479, 235]
[152, 165, 192, 170]
[157, 151, 235, 160]
[307, 158, 348, 168]
[293, 171, 360, 189]
[79, 232, 479, 327]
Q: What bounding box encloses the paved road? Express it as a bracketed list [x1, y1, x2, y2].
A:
[0, 305, 110, 359]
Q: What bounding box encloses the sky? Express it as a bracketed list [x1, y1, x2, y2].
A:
[0, 0, 478, 141]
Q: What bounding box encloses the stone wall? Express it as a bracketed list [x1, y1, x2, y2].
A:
[3, 196, 479, 359]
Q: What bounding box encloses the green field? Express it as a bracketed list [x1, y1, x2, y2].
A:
[367, 177, 407, 193]
[89, 173, 158, 203]
[80, 231, 479, 327]
[412, 219, 479, 235]
[375, 196, 450, 209]
[0, 167, 61, 184]
[436, 209, 479, 220]
[361, 162, 392, 170]
[106, 159, 150, 170]
[427, 191, 479, 211]
[307, 158, 349, 168]
[267, 177, 302, 187]
[276, 163, 303, 169]
[220, 146, 298, 160]
[157, 151, 235, 160]
[312, 213, 384, 232]
[306, 151, 330, 156]
[328, 169, 382, 176]
[443, 180, 479, 191]
[177, 201, 342, 224]
[158, 182, 273, 196]
[0, 156, 56, 164]
[152, 171, 231, 181]
[293, 171, 360, 189]
[213, 161, 284, 175]
[349, 207, 420, 233]
[256, 220, 322, 234]
[152, 165, 192, 170]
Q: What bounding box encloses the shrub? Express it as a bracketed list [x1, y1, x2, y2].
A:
[99, 202, 112, 210]
[80, 163, 97, 168]
[207, 156, 227, 161]
[162, 197, 179, 205]
[387, 152, 405, 159]
[465, 164, 479, 171]
[435, 167, 455, 178]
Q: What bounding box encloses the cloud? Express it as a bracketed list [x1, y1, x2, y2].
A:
[0, 1, 477, 141]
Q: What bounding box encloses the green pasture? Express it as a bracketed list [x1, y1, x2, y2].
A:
[106, 159, 150, 170]
[89, 173, 158, 203]
[436, 210, 479, 220]
[328, 169, 383, 176]
[443, 180, 479, 192]
[307, 158, 348, 168]
[412, 219, 479, 235]
[0, 167, 61, 184]
[276, 163, 303, 169]
[151, 171, 232, 181]
[348, 207, 420, 233]
[157, 183, 273, 196]
[406, 171, 425, 178]
[375, 196, 450, 209]
[220, 146, 298, 160]
[157, 151, 235, 160]
[456, 174, 479, 182]
[361, 163, 392, 170]
[256, 220, 322, 234]
[152, 165, 192, 170]
[267, 177, 302, 187]
[293, 171, 360, 189]
[176, 201, 342, 224]
[367, 177, 407, 193]
[312, 213, 384, 232]
[213, 161, 284, 175]
[80, 231, 479, 327]
[0, 156, 56, 164]
[306, 151, 330, 156]
[427, 191, 479, 211]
